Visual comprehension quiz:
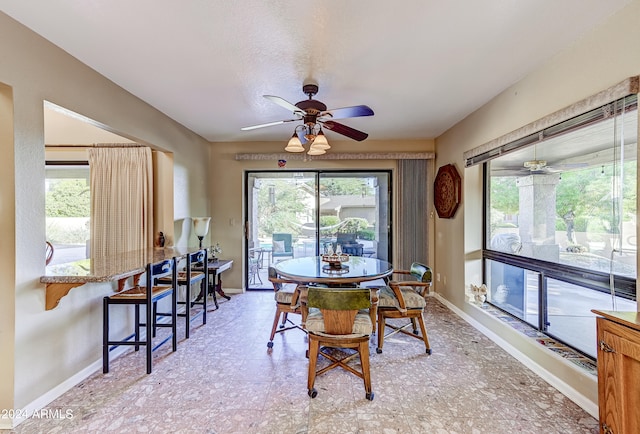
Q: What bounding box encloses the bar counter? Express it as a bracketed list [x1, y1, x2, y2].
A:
[41, 246, 202, 310]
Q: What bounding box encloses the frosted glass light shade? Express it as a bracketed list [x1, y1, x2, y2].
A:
[311, 130, 330, 149]
[307, 145, 326, 156]
[192, 217, 211, 238]
[285, 133, 305, 152]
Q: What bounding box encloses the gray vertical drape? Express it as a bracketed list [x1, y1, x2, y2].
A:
[397, 159, 429, 269]
[88, 147, 154, 257]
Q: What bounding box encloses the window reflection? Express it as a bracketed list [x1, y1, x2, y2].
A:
[485, 95, 637, 357]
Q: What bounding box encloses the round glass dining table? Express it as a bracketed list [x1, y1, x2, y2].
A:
[274, 256, 393, 334]
[274, 256, 393, 286]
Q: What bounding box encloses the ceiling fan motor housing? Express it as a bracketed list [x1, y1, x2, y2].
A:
[296, 99, 327, 126]
[302, 82, 319, 97]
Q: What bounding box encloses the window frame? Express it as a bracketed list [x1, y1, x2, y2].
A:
[480, 93, 638, 358]
[45, 160, 91, 264]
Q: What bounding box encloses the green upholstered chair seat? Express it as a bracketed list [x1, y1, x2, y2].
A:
[378, 285, 426, 309]
[306, 307, 372, 336]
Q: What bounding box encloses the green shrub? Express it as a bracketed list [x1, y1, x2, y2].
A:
[339, 217, 369, 233]
[319, 216, 341, 236]
[358, 228, 375, 241]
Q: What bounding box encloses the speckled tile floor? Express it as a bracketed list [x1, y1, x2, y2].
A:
[5, 291, 599, 433]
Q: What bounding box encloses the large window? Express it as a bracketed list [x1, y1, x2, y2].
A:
[45, 163, 91, 264]
[484, 94, 637, 358]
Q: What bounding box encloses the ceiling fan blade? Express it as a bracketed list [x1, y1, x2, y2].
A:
[241, 118, 298, 131]
[321, 105, 374, 120]
[264, 95, 305, 115]
[321, 120, 368, 141]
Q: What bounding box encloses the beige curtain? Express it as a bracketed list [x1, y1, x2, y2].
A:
[397, 159, 429, 269]
[88, 147, 154, 257]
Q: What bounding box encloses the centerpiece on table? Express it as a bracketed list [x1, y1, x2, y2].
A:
[321, 244, 349, 272]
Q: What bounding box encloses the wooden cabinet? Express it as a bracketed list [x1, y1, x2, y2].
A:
[592, 310, 640, 434]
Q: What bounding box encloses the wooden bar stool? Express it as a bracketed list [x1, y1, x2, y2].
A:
[157, 249, 208, 339]
[103, 257, 178, 374]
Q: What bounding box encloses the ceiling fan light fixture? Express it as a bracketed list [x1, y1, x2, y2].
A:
[524, 159, 547, 171]
[307, 145, 326, 156]
[310, 129, 330, 150]
[285, 132, 305, 152]
[243, 82, 373, 152]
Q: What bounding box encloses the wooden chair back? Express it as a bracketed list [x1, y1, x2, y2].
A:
[307, 287, 370, 335]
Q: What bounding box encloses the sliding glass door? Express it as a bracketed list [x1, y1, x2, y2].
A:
[245, 170, 391, 289]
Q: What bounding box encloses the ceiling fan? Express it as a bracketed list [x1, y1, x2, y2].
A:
[522, 143, 550, 172]
[493, 149, 587, 176]
[241, 81, 374, 155]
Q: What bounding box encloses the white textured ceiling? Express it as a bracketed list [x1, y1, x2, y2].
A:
[0, 1, 631, 143]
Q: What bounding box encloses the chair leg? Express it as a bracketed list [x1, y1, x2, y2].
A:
[359, 340, 374, 400]
[184, 283, 191, 339]
[146, 302, 153, 374]
[134, 304, 140, 352]
[103, 297, 109, 373]
[307, 338, 319, 398]
[268, 307, 282, 348]
[376, 312, 386, 353]
[416, 314, 431, 354]
[411, 318, 418, 334]
[201, 279, 207, 325]
[281, 312, 288, 328]
[152, 301, 158, 338]
[172, 289, 178, 351]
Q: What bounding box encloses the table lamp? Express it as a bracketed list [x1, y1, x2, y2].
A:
[192, 217, 211, 249]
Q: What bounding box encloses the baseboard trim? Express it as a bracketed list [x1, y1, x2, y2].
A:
[3, 345, 130, 429]
[434, 293, 599, 419]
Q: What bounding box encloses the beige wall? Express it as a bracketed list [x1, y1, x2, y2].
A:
[434, 0, 640, 411]
[4, 0, 639, 421]
[0, 11, 211, 420]
[0, 82, 16, 417]
[209, 139, 435, 290]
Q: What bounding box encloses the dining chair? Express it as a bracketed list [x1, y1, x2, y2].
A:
[267, 266, 306, 348]
[157, 249, 208, 339]
[376, 262, 432, 355]
[306, 286, 374, 400]
[103, 257, 178, 374]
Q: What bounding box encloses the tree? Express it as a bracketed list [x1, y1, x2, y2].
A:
[257, 179, 308, 237]
[319, 178, 373, 196]
[45, 179, 90, 217]
[490, 176, 519, 215]
[556, 162, 637, 233]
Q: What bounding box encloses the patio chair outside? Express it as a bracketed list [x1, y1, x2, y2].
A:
[272, 233, 294, 261]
